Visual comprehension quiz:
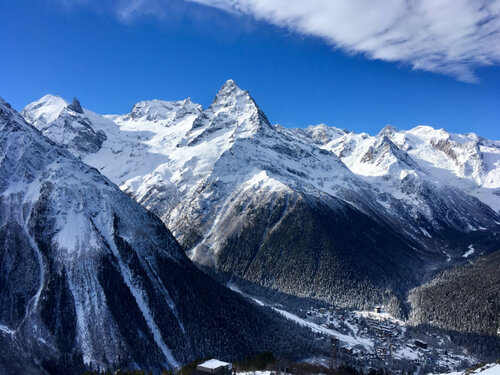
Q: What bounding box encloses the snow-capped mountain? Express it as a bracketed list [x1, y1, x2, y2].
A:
[22, 81, 500, 312]
[0, 97, 315, 375]
[21, 94, 67, 129]
[304, 123, 500, 212]
[295, 125, 500, 255]
[21, 97, 107, 158]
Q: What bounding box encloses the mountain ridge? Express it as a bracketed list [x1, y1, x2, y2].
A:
[21, 80, 500, 313]
[0, 96, 318, 374]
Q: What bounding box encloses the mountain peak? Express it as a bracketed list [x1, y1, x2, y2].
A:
[67, 97, 84, 114]
[188, 80, 271, 139]
[22, 95, 107, 158]
[21, 94, 68, 129]
[378, 124, 398, 137]
[128, 98, 202, 122]
[303, 124, 346, 145]
[213, 79, 248, 105]
[222, 78, 238, 90]
[409, 125, 449, 139]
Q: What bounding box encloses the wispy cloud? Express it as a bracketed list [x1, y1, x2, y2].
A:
[53, 0, 500, 82]
[115, 0, 170, 21]
[189, 0, 500, 82]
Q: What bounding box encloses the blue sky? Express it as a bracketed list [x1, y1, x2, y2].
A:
[1, 0, 499, 139]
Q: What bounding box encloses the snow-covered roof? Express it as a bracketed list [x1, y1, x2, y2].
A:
[198, 359, 231, 369]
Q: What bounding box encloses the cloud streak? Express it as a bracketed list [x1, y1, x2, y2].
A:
[54, 0, 500, 82]
[189, 0, 500, 82]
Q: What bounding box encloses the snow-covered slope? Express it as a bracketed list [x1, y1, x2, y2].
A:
[25, 96, 107, 158]
[308, 124, 500, 212]
[21, 94, 67, 129]
[297, 125, 500, 250]
[431, 363, 500, 375]
[0, 97, 315, 375]
[22, 81, 500, 311]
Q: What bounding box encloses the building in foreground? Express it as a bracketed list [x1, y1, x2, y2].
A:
[195, 359, 232, 375]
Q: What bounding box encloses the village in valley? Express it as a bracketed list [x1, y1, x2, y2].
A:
[295, 305, 474, 374]
[223, 283, 478, 375]
[177, 305, 476, 375]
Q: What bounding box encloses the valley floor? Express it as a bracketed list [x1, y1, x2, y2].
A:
[227, 283, 476, 374]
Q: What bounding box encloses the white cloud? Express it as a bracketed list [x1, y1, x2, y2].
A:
[53, 0, 500, 82]
[188, 0, 500, 82]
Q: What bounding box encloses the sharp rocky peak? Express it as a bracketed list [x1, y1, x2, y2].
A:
[67, 97, 84, 114]
[189, 79, 272, 137]
[211, 79, 264, 115]
[214, 79, 245, 101]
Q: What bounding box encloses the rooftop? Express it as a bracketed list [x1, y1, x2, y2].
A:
[198, 359, 231, 370]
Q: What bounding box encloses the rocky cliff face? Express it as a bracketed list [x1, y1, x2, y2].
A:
[0, 98, 316, 375]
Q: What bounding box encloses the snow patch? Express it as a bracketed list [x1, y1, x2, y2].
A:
[463, 244, 475, 258]
[420, 227, 432, 238]
[0, 324, 15, 335]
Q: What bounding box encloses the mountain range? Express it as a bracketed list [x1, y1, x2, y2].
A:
[1, 79, 498, 373]
[21, 80, 500, 314]
[0, 97, 317, 375]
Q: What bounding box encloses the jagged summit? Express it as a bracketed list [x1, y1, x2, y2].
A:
[128, 98, 202, 122]
[67, 97, 84, 114]
[302, 124, 346, 145]
[188, 80, 272, 142]
[223, 78, 237, 87]
[212, 79, 260, 110]
[214, 79, 245, 100]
